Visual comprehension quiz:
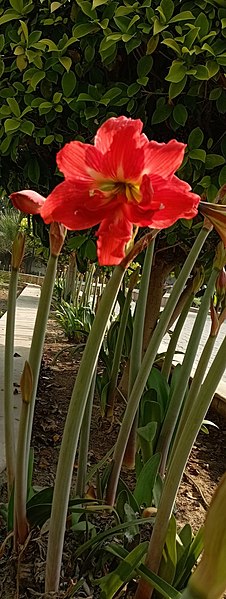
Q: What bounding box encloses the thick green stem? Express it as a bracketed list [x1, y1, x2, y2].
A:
[107, 287, 132, 417]
[124, 241, 155, 467]
[157, 267, 218, 475]
[76, 370, 96, 498]
[161, 293, 194, 382]
[135, 334, 226, 599]
[26, 254, 58, 466]
[4, 267, 18, 495]
[105, 226, 210, 506]
[14, 400, 29, 545]
[45, 265, 125, 592]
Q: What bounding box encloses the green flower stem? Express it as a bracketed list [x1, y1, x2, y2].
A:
[129, 241, 155, 392]
[157, 266, 218, 475]
[170, 333, 216, 462]
[45, 265, 125, 593]
[105, 226, 210, 506]
[124, 241, 155, 467]
[161, 293, 194, 382]
[14, 399, 29, 546]
[26, 254, 58, 467]
[76, 370, 97, 498]
[135, 334, 226, 599]
[4, 266, 19, 495]
[107, 286, 133, 417]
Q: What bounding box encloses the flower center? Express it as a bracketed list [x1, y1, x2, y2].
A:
[98, 180, 142, 203]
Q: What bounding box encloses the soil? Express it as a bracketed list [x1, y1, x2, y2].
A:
[0, 285, 226, 598]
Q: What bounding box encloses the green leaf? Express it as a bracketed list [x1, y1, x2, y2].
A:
[72, 23, 98, 39]
[7, 98, 20, 117]
[0, 9, 20, 25]
[137, 55, 153, 78]
[173, 104, 188, 126]
[30, 71, 45, 89]
[146, 35, 159, 54]
[169, 11, 195, 23]
[219, 165, 226, 186]
[43, 134, 54, 144]
[159, 516, 177, 584]
[162, 38, 181, 55]
[99, 542, 148, 599]
[92, 0, 107, 5]
[209, 87, 222, 100]
[4, 118, 20, 133]
[134, 453, 161, 507]
[166, 61, 187, 83]
[20, 120, 34, 135]
[0, 34, 4, 53]
[127, 82, 140, 97]
[169, 77, 187, 100]
[59, 56, 72, 71]
[205, 154, 225, 169]
[19, 19, 28, 42]
[0, 58, 5, 78]
[151, 101, 172, 125]
[9, 0, 23, 10]
[189, 149, 206, 162]
[159, 0, 174, 21]
[27, 157, 40, 183]
[194, 64, 210, 80]
[188, 127, 204, 149]
[137, 77, 149, 86]
[51, 1, 62, 11]
[61, 71, 77, 97]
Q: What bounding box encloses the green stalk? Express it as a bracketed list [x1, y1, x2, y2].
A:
[45, 265, 125, 592]
[157, 266, 218, 475]
[4, 267, 18, 494]
[14, 399, 29, 545]
[105, 226, 210, 506]
[106, 286, 133, 418]
[161, 293, 194, 381]
[26, 254, 58, 467]
[135, 334, 226, 599]
[124, 241, 155, 467]
[76, 370, 97, 498]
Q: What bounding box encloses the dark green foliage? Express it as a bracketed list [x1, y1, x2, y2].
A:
[0, 0, 226, 199]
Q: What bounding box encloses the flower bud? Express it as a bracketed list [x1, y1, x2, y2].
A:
[189, 473, 226, 599]
[199, 202, 226, 247]
[216, 268, 226, 304]
[210, 300, 219, 337]
[11, 232, 25, 269]
[49, 222, 66, 257]
[10, 189, 45, 215]
[20, 360, 33, 404]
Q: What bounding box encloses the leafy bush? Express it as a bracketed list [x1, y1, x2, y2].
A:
[0, 0, 226, 200]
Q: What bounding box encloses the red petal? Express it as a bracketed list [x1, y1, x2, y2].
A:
[148, 176, 200, 228]
[10, 190, 45, 214]
[144, 139, 186, 179]
[124, 175, 155, 226]
[94, 116, 147, 153]
[41, 181, 122, 230]
[96, 211, 133, 265]
[100, 125, 146, 181]
[56, 141, 102, 181]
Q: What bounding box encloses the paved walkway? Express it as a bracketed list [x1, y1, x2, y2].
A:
[0, 285, 40, 473]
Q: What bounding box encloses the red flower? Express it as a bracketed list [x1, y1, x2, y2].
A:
[11, 117, 200, 265]
[10, 190, 45, 214]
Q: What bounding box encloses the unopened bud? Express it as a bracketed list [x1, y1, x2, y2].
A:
[49, 222, 66, 257]
[213, 242, 226, 271]
[216, 268, 226, 304]
[199, 202, 226, 246]
[215, 184, 226, 206]
[210, 300, 219, 337]
[192, 266, 205, 295]
[20, 360, 33, 404]
[11, 232, 25, 269]
[189, 473, 226, 599]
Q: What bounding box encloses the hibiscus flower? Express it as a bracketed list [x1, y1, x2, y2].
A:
[11, 116, 200, 265]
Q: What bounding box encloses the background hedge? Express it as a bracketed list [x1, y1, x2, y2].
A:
[0, 0, 226, 202]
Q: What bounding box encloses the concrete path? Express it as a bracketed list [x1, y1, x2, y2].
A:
[0, 284, 40, 473]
